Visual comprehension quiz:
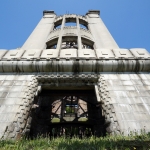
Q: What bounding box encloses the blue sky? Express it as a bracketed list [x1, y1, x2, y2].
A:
[0, 0, 150, 51]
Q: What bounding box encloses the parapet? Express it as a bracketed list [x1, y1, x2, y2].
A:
[0, 48, 149, 73]
[43, 10, 55, 16]
[86, 10, 100, 15]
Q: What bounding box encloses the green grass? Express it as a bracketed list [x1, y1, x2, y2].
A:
[0, 133, 150, 150]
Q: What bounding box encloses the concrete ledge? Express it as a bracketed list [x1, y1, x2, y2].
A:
[0, 59, 149, 72]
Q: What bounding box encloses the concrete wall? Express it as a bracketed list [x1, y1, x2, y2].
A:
[0, 74, 38, 139]
[99, 73, 150, 135]
[22, 12, 56, 49]
[0, 73, 150, 139]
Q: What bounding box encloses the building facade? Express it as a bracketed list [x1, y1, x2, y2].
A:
[0, 10, 150, 139]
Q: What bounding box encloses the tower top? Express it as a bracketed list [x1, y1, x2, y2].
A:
[43, 10, 55, 16]
[86, 10, 100, 15]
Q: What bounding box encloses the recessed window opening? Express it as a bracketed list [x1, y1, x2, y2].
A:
[61, 36, 78, 49]
[65, 22, 77, 27]
[54, 24, 62, 29]
[79, 19, 88, 30]
[82, 44, 93, 49]
[29, 89, 106, 138]
[80, 24, 88, 30]
[47, 44, 57, 49]
[82, 37, 94, 49]
[46, 38, 58, 49]
[54, 19, 63, 30]
[65, 18, 77, 27]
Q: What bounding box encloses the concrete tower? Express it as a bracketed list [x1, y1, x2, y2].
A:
[0, 10, 150, 139]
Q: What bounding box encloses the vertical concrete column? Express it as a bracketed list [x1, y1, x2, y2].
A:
[86, 10, 119, 49]
[57, 15, 66, 53]
[76, 16, 82, 50]
[22, 11, 56, 49]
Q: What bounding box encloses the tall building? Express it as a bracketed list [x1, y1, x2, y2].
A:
[0, 10, 150, 139]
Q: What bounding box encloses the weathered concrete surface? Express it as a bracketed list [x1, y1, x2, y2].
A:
[0, 75, 38, 139]
[99, 73, 150, 135]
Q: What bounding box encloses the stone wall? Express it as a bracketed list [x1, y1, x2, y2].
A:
[0, 74, 38, 139]
[101, 73, 150, 135]
[0, 73, 150, 139]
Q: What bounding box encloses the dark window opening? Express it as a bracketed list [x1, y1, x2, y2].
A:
[47, 44, 57, 49]
[82, 44, 93, 49]
[79, 19, 88, 30]
[54, 19, 63, 30]
[61, 36, 78, 49]
[54, 24, 62, 29]
[81, 38, 94, 49]
[46, 38, 58, 49]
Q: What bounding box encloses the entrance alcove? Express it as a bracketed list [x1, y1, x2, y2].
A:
[29, 86, 106, 138]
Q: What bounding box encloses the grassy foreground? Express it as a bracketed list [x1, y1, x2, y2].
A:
[0, 133, 150, 150]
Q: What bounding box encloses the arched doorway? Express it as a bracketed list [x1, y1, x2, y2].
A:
[29, 89, 106, 138]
